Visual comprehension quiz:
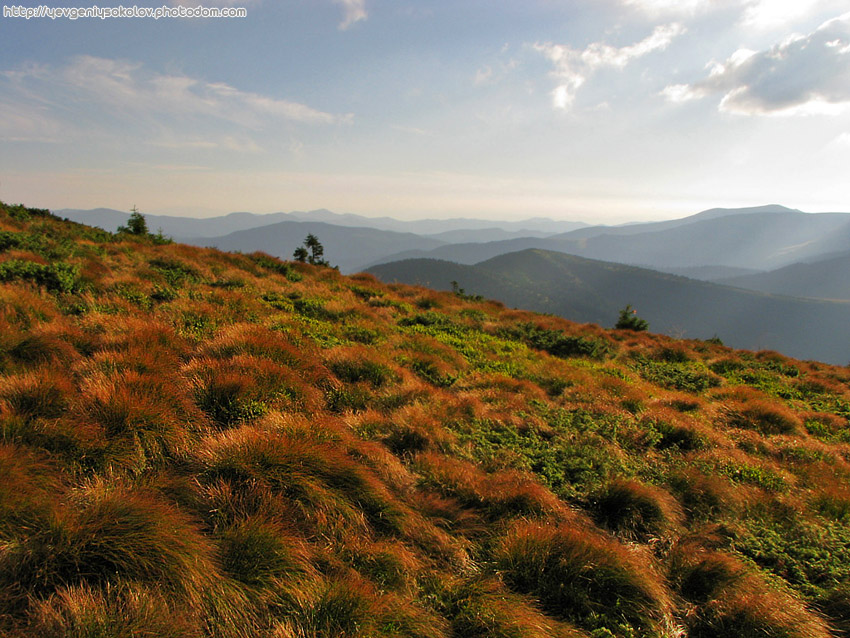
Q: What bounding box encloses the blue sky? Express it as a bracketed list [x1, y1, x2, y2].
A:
[1, 0, 849, 222]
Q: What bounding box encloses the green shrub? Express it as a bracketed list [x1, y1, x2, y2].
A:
[500, 323, 610, 360]
[251, 253, 302, 281]
[0, 231, 23, 251]
[147, 258, 201, 287]
[0, 259, 81, 293]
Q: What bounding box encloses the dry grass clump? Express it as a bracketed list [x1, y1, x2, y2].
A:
[0, 444, 61, 536]
[196, 425, 407, 538]
[687, 580, 832, 638]
[494, 520, 673, 636]
[29, 582, 203, 638]
[0, 368, 74, 421]
[433, 576, 588, 638]
[217, 518, 314, 591]
[669, 536, 833, 638]
[186, 355, 316, 428]
[413, 452, 563, 521]
[590, 478, 684, 542]
[0, 481, 220, 627]
[75, 370, 200, 472]
[667, 467, 746, 520]
[724, 399, 803, 436]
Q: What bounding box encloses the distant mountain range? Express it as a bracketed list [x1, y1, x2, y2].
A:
[367, 249, 850, 365]
[56, 203, 850, 363]
[365, 206, 850, 274]
[56, 207, 587, 240]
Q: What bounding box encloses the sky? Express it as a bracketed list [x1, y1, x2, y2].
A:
[1, 0, 849, 223]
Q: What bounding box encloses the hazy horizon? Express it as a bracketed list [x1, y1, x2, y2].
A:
[2, 1, 849, 223]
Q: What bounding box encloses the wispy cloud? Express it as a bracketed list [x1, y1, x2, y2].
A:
[0, 55, 350, 150]
[534, 23, 686, 109]
[334, 0, 366, 30]
[663, 12, 850, 115]
[0, 98, 67, 143]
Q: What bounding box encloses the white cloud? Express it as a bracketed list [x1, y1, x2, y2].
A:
[534, 23, 686, 109]
[660, 83, 702, 103]
[624, 0, 712, 14]
[663, 12, 850, 115]
[742, 0, 822, 29]
[334, 0, 366, 30]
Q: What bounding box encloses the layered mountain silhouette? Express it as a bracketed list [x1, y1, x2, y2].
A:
[367, 249, 850, 365]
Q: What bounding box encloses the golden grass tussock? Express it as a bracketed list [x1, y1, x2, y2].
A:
[494, 519, 673, 636]
[0, 366, 75, 421]
[687, 577, 832, 638]
[667, 467, 747, 520]
[413, 451, 561, 520]
[0, 481, 221, 624]
[29, 582, 204, 638]
[590, 478, 684, 542]
[434, 576, 590, 638]
[74, 369, 201, 471]
[0, 443, 62, 536]
[723, 398, 804, 436]
[196, 425, 408, 538]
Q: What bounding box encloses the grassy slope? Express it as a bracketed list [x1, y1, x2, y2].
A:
[3, 201, 850, 637]
[367, 250, 850, 365]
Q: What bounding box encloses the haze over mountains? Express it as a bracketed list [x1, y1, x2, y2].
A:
[58, 204, 850, 364]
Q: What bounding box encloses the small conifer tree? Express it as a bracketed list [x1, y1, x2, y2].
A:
[118, 205, 148, 235]
[615, 304, 649, 331]
[294, 234, 330, 266]
[293, 245, 309, 262]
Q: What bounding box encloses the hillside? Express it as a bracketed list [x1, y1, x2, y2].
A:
[367, 249, 850, 365]
[5, 201, 850, 638]
[718, 251, 850, 301]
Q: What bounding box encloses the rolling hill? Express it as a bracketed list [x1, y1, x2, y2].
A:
[718, 251, 850, 301]
[4, 200, 850, 638]
[368, 249, 850, 365]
